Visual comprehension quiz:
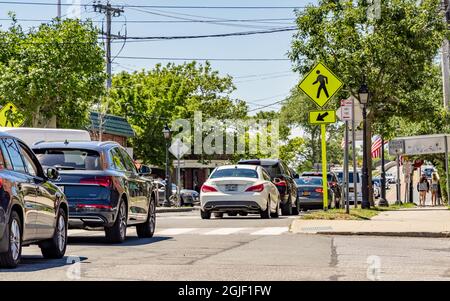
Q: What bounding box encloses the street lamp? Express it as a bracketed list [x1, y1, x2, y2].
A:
[358, 83, 371, 209]
[162, 124, 172, 207]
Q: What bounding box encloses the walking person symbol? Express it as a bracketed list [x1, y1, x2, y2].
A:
[4, 106, 14, 127]
[313, 70, 329, 99]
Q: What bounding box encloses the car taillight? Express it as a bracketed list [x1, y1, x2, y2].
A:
[245, 184, 264, 192]
[275, 180, 287, 187]
[201, 184, 217, 193]
[76, 204, 112, 209]
[80, 176, 112, 187]
[315, 188, 323, 193]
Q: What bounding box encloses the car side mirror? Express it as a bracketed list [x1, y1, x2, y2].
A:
[46, 168, 59, 180]
[139, 165, 152, 176]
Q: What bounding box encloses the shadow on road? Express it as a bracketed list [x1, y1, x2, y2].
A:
[68, 235, 171, 246]
[0, 256, 88, 273]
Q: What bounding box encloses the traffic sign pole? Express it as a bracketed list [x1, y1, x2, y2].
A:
[321, 124, 328, 210]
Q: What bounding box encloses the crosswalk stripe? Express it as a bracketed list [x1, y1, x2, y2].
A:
[156, 228, 197, 235]
[204, 228, 248, 235]
[250, 227, 289, 235]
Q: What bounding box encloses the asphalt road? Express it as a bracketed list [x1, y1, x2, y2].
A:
[1, 210, 450, 281]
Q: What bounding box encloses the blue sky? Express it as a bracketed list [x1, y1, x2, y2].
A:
[0, 0, 317, 114]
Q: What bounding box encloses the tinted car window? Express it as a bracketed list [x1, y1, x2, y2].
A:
[119, 148, 137, 173]
[210, 168, 258, 179]
[295, 177, 323, 186]
[3, 138, 26, 173]
[34, 148, 101, 170]
[20, 145, 38, 177]
[0, 139, 12, 170]
[261, 163, 282, 178]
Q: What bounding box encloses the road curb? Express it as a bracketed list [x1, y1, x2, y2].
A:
[156, 207, 200, 213]
[315, 231, 450, 238]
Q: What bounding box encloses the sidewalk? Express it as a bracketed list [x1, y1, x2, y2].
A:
[156, 206, 199, 213]
[290, 207, 450, 237]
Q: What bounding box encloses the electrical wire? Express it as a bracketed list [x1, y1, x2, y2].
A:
[114, 56, 290, 62]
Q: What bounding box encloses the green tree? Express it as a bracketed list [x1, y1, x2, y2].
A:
[0, 18, 106, 128]
[109, 62, 247, 165]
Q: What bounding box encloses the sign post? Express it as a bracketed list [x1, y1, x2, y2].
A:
[301, 62, 343, 211]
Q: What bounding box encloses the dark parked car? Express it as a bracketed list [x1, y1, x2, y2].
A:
[0, 133, 68, 268]
[156, 180, 199, 206]
[32, 141, 157, 243]
[301, 171, 342, 208]
[237, 159, 299, 215]
[295, 177, 335, 210]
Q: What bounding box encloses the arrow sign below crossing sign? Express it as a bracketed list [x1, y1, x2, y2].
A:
[308, 110, 336, 125]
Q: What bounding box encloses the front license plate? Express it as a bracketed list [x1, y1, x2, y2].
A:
[226, 184, 238, 191]
[303, 191, 310, 196]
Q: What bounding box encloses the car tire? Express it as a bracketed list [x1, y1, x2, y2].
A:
[260, 197, 271, 219]
[228, 212, 238, 217]
[0, 211, 22, 268]
[105, 200, 127, 243]
[270, 199, 280, 218]
[200, 210, 211, 219]
[214, 212, 224, 218]
[40, 208, 68, 259]
[136, 196, 156, 238]
[292, 195, 300, 215]
[281, 196, 293, 216]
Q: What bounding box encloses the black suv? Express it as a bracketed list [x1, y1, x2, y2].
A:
[33, 141, 157, 243]
[301, 171, 342, 208]
[238, 159, 299, 215]
[0, 133, 68, 268]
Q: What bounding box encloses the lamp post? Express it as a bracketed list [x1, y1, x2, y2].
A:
[358, 83, 371, 209]
[162, 124, 172, 207]
[378, 136, 389, 206]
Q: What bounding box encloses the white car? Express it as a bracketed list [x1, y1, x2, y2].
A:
[200, 165, 281, 219]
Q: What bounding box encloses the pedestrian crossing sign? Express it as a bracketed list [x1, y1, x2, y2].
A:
[299, 62, 343, 108]
[0, 102, 25, 127]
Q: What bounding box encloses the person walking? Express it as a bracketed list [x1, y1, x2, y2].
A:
[430, 172, 440, 206]
[417, 174, 430, 207]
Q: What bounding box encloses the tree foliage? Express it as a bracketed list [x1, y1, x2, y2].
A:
[0, 17, 106, 128]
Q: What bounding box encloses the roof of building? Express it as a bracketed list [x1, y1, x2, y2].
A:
[89, 112, 135, 138]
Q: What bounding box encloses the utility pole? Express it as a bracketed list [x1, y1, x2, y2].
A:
[57, 0, 62, 19]
[442, 0, 450, 109]
[93, 1, 124, 141]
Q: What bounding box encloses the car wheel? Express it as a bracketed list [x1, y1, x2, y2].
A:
[281, 196, 293, 216]
[0, 211, 22, 268]
[260, 197, 271, 219]
[105, 200, 127, 243]
[214, 212, 223, 218]
[228, 212, 238, 217]
[200, 210, 211, 219]
[270, 198, 280, 218]
[40, 208, 67, 259]
[136, 196, 156, 238]
[292, 195, 300, 215]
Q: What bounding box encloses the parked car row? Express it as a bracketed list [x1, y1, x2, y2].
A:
[1, 134, 157, 268]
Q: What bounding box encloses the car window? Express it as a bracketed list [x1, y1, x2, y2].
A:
[0, 139, 12, 170]
[19, 144, 39, 177]
[118, 148, 137, 173]
[3, 139, 26, 173]
[262, 169, 271, 181]
[210, 168, 258, 179]
[109, 148, 127, 171]
[261, 163, 282, 178]
[295, 177, 322, 186]
[348, 172, 360, 183]
[34, 148, 101, 170]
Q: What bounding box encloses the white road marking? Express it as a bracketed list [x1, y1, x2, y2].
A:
[156, 228, 197, 235]
[204, 228, 248, 235]
[250, 227, 289, 235]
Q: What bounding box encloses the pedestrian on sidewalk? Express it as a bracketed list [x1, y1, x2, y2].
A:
[431, 172, 440, 206]
[417, 174, 430, 207]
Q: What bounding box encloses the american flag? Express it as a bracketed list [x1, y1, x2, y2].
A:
[371, 136, 388, 158]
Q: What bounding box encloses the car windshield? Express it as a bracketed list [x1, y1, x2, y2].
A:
[302, 172, 334, 181]
[34, 148, 102, 170]
[210, 168, 258, 179]
[295, 177, 322, 186]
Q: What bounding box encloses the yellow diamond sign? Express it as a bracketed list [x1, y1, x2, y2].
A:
[299, 62, 343, 107]
[0, 102, 25, 127]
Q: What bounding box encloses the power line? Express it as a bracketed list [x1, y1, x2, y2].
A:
[110, 27, 297, 42]
[247, 100, 285, 112]
[115, 56, 290, 62]
[0, 1, 306, 9]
